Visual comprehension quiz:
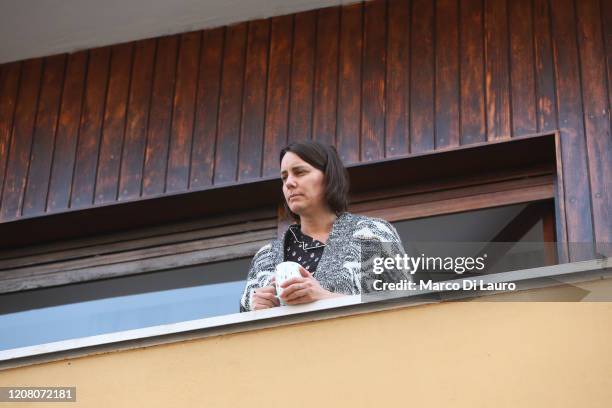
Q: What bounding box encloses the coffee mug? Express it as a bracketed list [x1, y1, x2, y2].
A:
[274, 261, 303, 305]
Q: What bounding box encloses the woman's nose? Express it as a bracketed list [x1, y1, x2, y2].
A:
[285, 175, 297, 188]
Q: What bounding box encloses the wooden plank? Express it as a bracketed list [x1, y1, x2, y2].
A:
[118, 39, 156, 201]
[95, 43, 133, 204]
[355, 182, 554, 222]
[435, 0, 460, 149]
[550, 0, 595, 260]
[0, 58, 43, 220]
[575, 0, 612, 256]
[142, 35, 179, 196]
[214, 23, 247, 183]
[0, 240, 268, 294]
[70, 47, 111, 208]
[533, 0, 558, 132]
[361, 0, 386, 161]
[22, 55, 66, 216]
[410, 0, 435, 152]
[262, 16, 292, 177]
[238, 20, 269, 181]
[601, 0, 612, 113]
[484, 0, 511, 140]
[0, 218, 276, 270]
[0, 62, 21, 215]
[385, 0, 410, 157]
[190, 27, 224, 189]
[3, 229, 274, 280]
[166, 32, 201, 193]
[351, 174, 553, 213]
[508, 0, 537, 136]
[350, 163, 554, 203]
[312, 7, 339, 146]
[553, 132, 569, 262]
[336, 4, 362, 164]
[542, 201, 556, 242]
[288, 10, 316, 143]
[0, 207, 275, 260]
[603, 0, 612, 113]
[542, 202, 557, 265]
[460, 0, 486, 144]
[47, 51, 88, 211]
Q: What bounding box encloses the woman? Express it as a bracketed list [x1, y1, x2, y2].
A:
[239, 141, 409, 312]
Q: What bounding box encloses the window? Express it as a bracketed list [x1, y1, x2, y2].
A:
[392, 201, 556, 283]
[0, 209, 276, 350]
[0, 257, 250, 350]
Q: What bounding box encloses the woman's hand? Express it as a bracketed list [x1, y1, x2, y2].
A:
[251, 277, 280, 310]
[280, 266, 342, 305]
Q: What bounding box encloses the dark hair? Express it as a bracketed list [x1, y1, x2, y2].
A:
[279, 141, 350, 221]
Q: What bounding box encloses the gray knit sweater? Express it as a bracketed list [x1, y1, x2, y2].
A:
[239, 212, 410, 312]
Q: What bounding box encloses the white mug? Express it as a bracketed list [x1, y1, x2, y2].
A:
[274, 261, 302, 305]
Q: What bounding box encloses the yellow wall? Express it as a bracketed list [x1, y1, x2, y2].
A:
[2, 285, 612, 407]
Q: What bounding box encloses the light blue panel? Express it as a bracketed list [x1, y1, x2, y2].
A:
[0, 280, 245, 350]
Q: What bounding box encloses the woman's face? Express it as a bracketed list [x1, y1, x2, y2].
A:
[280, 152, 327, 216]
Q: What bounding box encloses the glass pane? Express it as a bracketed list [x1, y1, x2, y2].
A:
[0, 257, 250, 351]
[394, 203, 543, 242]
[392, 202, 555, 282]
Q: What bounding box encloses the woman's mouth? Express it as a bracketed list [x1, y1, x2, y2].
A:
[289, 194, 303, 201]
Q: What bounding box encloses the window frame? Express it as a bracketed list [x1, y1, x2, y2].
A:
[0, 208, 277, 294]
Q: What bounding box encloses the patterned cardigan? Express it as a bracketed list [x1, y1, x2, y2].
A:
[239, 212, 411, 312]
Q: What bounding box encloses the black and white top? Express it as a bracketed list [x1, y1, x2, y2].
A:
[240, 212, 411, 312]
[284, 225, 325, 274]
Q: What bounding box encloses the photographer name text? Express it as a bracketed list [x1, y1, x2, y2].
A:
[373, 279, 516, 292]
